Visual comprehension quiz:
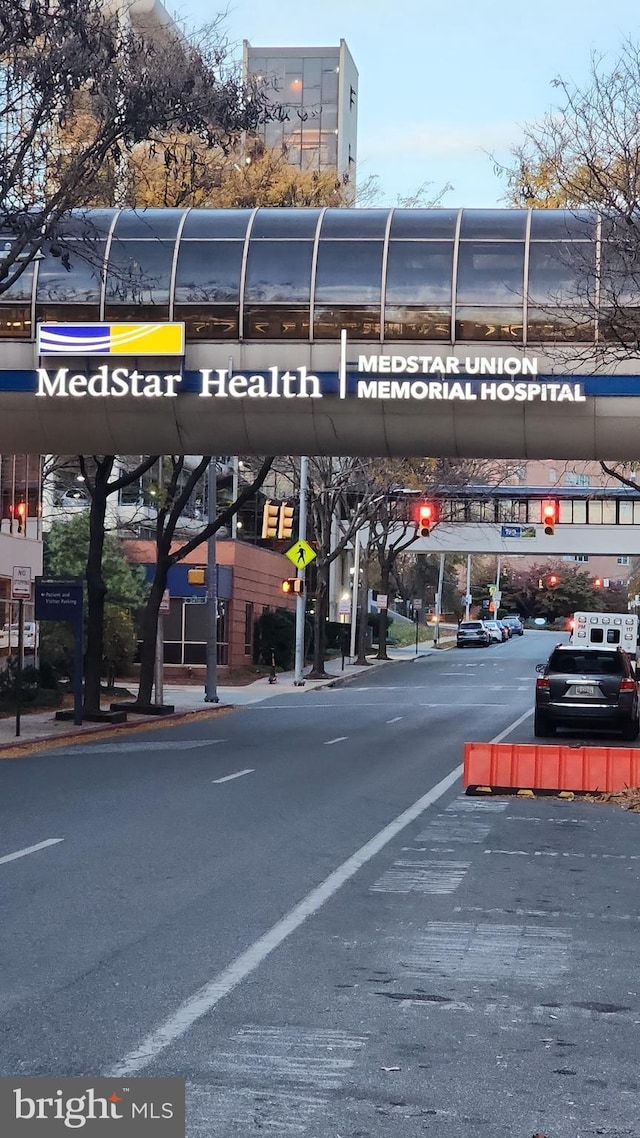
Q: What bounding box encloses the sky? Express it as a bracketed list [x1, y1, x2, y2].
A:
[177, 0, 639, 208]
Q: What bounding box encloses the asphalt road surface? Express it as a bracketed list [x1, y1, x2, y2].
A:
[1, 631, 639, 1136]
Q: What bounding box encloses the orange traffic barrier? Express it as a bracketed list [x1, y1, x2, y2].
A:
[464, 741, 640, 794]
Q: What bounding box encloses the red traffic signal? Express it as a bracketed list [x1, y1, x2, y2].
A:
[594, 577, 602, 588]
[417, 502, 436, 538]
[548, 574, 559, 587]
[542, 500, 557, 535]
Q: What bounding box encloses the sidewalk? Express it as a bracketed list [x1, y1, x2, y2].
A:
[0, 636, 456, 756]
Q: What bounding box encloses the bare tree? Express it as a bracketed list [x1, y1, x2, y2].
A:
[135, 456, 274, 706]
[0, 0, 272, 290]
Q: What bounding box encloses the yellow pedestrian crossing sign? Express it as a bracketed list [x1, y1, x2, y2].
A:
[285, 540, 316, 569]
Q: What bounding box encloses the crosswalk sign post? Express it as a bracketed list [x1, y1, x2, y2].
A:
[285, 540, 316, 570]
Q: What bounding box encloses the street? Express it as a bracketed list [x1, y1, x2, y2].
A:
[1, 631, 639, 1136]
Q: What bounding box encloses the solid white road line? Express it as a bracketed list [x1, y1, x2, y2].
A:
[0, 838, 64, 866]
[212, 769, 254, 784]
[386, 717, 403, 724]
[324, 737, 348, 745]
[107, 707, 533, 1077]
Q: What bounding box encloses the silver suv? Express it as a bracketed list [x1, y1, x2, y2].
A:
[457, 620, 491, 648]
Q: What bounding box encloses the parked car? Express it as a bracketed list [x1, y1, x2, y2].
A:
[498, 619, 512, 639]
[502, 615, 524, 636]
[483, 620, 506, 644]
[534, 644, 639, 739]
[4, 622, 38, 650]
[457, 620, 492, 648]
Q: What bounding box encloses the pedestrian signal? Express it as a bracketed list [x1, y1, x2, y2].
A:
[16, 502, 26, 533]
[261, 500, 281, 539]
[282, 578, 304, 595]
[278, 502, 295, 540]
[187, 567, 206, 586]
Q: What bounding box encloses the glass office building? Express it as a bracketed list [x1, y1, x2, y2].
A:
[2, 206, 632, 347]
[243, 41, 358, 186]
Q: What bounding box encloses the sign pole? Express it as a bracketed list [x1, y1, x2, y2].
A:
[204, 458, 219, 703]
[434, 553, 445, 647]
[349, 529, 361, 662]
[15, 598, 23, 737]
[293, 456, 308, 686]
[465, 554, 472, 621]
[415, 610, 419, 658]
[73, 602, 83, 726]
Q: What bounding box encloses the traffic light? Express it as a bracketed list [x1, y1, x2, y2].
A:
[542, 500, 557, 535]
[417, 502, 435, 538]
[261, 500, 281, 539]
[594, 577, 603, 588]
[187, 567, 206, 586]
[278, 502, 295, 540]
[548, 574, 559, 587]
[282, 578, 304, 595]
[16, 502, 26, 534]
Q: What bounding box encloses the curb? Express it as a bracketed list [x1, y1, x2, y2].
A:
[0, 705, 231, 760]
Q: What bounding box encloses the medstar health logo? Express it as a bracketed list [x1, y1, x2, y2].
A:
[37, 323, 185, 356]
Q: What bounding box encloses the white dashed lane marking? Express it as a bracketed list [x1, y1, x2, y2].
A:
[0, 838, 64, 866]
[212, 769, 254, 784]
[324, 737, 348, 745]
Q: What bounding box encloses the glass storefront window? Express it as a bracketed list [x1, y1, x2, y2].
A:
[0, 306, 31, 338]
[385, 242, 454, 303]
[245, 241, 314, 303]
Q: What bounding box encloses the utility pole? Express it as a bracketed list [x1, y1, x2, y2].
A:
[204, 458, 219, 703]
[434, 552, 445, 647]
[465, 553, 472, 620]
[349, 529, 361, 661]
[293, 456, 308, 686]
[494, 555, 502, 617]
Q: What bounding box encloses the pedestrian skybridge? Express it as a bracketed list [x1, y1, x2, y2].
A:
[409, 485, 640, 555]
[2, 206, 640, 456]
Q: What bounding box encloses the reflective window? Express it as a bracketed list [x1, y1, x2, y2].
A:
[112, 209, 185, 239]
[0, 261, 34, 300]
[174, 305, 238, 339]
[528, 242, 595, 304]
[558, 500, 572, 523]
[389, 209, 459, 239]
[55, 210, 117, 240]
[634, 502, 640, 525]
[599, 308, 640, 342]
[244, 306, 310, 339]
[36, 303, 99, 324]
[460, 210, 528, 239]
[315, 242, 383, 303]
[530, 210, 596, 240]
[251, 209, 321, 238]
[104, 240, 175, 308]
[36, 243, 105, 303]
[386, 242, 453, 303]
[599, 244, 640, 306]
[588, 500, 603, 524]
[527, 308, 595, 342]
[456, 242, 525, 304]
[455, 308, 523, 342]
[319, 210, 388, 238]
[572, 500, 587, 524]
[602, 500, 616, 524]
[245, 241, 314, 302]
[314, 306, 381, 340]
[174, 242, 243, 304]
[619, 500, 634, 524]
[181, 210, 250, 239]
[0, 306, 30, 338]
[384, 307, 451, 340]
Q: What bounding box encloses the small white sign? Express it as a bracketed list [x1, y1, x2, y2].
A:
[12, 565, 32, 600]
[377, 594, 388, 609]
[159, 589, 170, 614]
[338, 599, 351, 616]
[413, 598, 423, 610]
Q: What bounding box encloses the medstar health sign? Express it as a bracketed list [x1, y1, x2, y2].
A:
[0, 319, 628, 457]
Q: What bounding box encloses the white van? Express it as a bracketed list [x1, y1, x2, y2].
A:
[571, 612, 638, 658]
